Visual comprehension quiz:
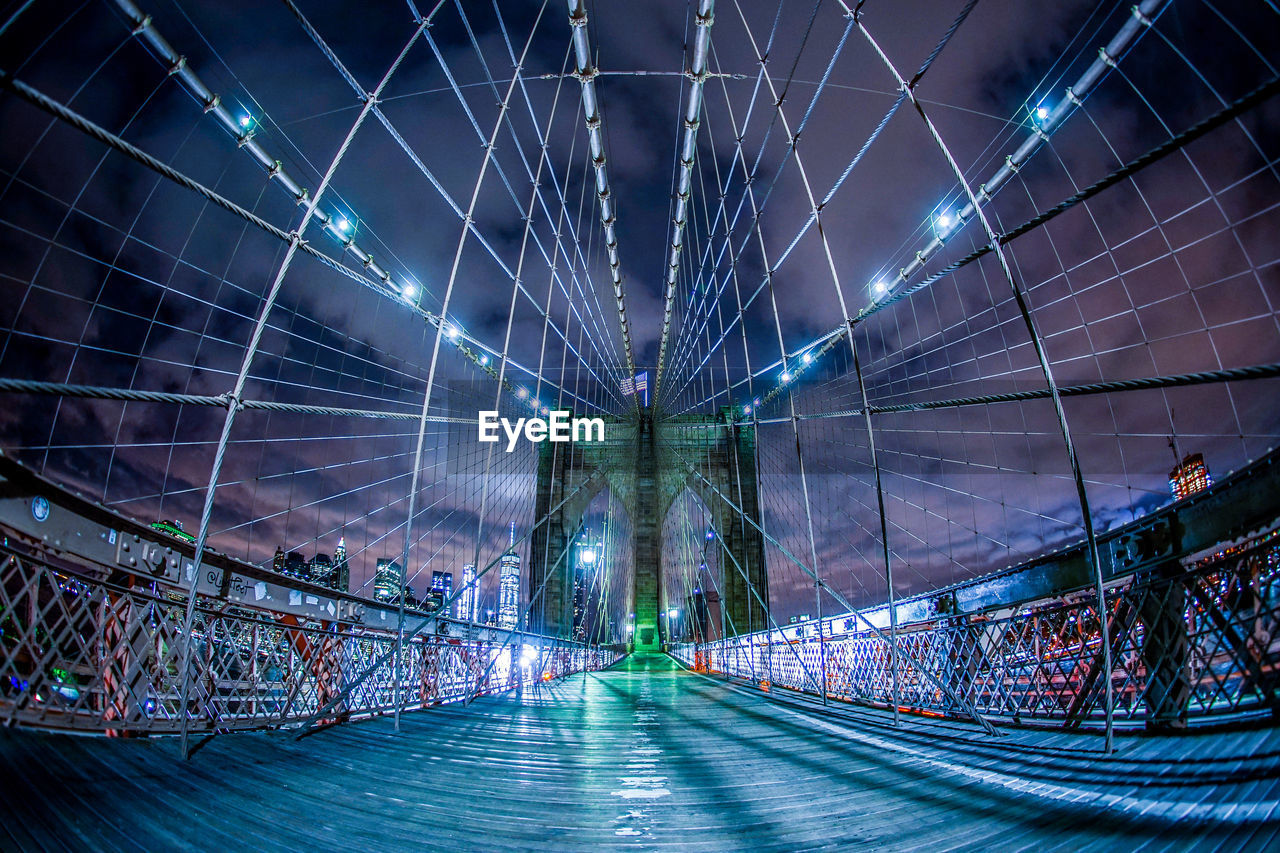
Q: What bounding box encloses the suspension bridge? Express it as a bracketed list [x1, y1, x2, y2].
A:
[0, 0, 1278, 848]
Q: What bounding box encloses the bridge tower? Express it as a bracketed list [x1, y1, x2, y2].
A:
[529, 407, 767, 648]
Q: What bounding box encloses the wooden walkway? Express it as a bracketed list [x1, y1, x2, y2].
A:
[1, 653, 1278, 851]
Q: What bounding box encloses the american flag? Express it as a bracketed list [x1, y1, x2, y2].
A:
[621, 371, 648, 396]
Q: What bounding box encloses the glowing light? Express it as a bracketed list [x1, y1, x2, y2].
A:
[239, 115, 252, 128]
[445, 324, 459, 340]
[872, 280, 890, 298]
[780, 371, 792, 383]
[937, 212, 952, 228]
[706, 529, 715, 540]
[479, 354, 490, 366]
[667, 608, 679, 619]
[743, 405, 751, 415]
[802, 352, 812, 364]
[516, 387, 529, 399]
[1035, 106, 1049, 121]
[519, 646, 538, 666]
[401, 283, 417, 301]
[541, 406, 550, 416]
[753, 398, 760, 407]
[336, 218, 350, 233]
[580, 548, 597, 565]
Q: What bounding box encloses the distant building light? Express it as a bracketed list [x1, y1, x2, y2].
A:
[1169, 453, 1212, 500]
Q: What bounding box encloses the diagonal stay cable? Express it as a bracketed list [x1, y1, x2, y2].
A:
[850, 73, 1280, 328]
[664, 440, 1001, 736]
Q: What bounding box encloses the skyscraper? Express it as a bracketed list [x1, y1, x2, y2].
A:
[458, 564, 477, 624]
[431, 570, 453, 615]
[284, 551, 309, 582]
[571, 531, 601, 642]
[333, 537, 350, 593]
[374, 558, 403, 603]
[309, 553, 333, 587]
[498, 523, 521, 630]
[272, 546, 286, 574]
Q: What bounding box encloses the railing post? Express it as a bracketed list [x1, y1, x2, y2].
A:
[1137, 559, 1192, 729]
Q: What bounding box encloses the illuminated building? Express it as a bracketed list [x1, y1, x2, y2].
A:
[333, 538, 350, 593]
[272, 546, 286, 574]
[498, 523, 521, 630]
[430, 570, 453, 615]
[458, 564, 477, 623]
[571, 532, 601, 642]
[374, 558, 403, 603]
[309, 553, 333, 587]
[284, 551, 309, 582]
[1170, 453, 1212, 500]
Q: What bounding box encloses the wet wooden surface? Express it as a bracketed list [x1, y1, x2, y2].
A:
[1, 653, 1278, 851]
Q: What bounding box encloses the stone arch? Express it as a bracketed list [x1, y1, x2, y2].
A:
[529, 408, 767, 647]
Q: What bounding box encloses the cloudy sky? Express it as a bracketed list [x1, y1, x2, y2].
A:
[0, 0, 1276, 628]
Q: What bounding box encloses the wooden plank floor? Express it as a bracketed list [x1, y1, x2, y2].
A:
[1, 653, 1278, 851]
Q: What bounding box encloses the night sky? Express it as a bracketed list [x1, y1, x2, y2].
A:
[0, 0, 1277, 627]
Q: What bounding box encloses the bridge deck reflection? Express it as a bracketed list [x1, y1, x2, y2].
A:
[1, 653, 1277, 850]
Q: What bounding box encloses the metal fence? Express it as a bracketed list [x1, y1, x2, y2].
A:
[0, 543, 620, 736]
[674, 528, 1280, 729]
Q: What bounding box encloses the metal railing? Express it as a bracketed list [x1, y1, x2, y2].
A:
[674, 527, 1280, 729]
[0, 541, 619, 736]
